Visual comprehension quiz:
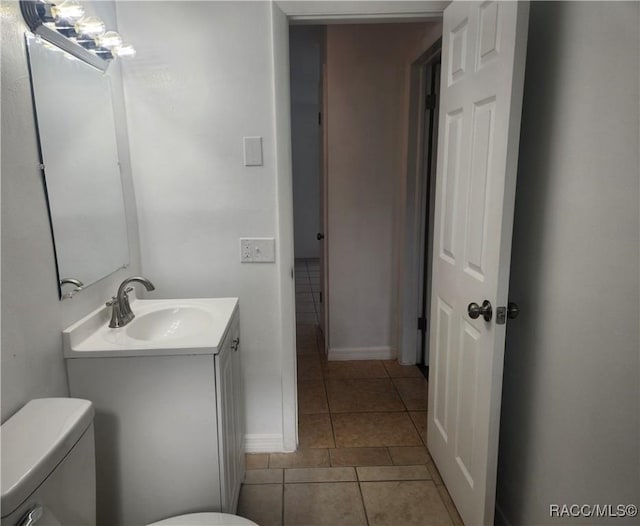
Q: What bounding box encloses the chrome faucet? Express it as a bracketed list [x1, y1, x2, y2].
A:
[107, 276, 155, 328]
[60, 278, 84, 299]
[60, 278, 84, 288]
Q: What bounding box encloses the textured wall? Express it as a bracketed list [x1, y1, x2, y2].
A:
[325, 22, 441, 357]
[497, 3, 640, 524]
[116, 1, 295, 449]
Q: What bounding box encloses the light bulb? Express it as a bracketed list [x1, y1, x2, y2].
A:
[51, 0, 84, 22]
[112, 44, 136, 58]
[74, 16, 105, 38]
[95, 30, 122, 50]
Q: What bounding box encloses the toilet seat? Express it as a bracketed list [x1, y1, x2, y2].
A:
[148, 512, 258, 526]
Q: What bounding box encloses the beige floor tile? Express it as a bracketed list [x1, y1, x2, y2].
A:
[296, 302, 317, 314]
[409, 411, 428, 445]
[297, 354, 323, 381]
[297, 343, 319, 355]
[323, 360, 388, 379]
[284, 482, 367, 526]
[389, 446, 431, 465]
[329, 447, 392, 467]
[298, 380, 329, 414]
[332, 412, 422, 447]
[356, 465, 431, 481]
[427, 460, 444, 486]
[382, 360, 424, 378]
[297, 313, 319, 324]
[245, 453, 269, 470]
[285, 467, 356, 483]
[296, 333, 319, 349]
[298, 413, 335, 448]
[437, 484, 464, 526]
[296, 293, 314, 304]
[237, 484, 283, 526]
[269, 449, 330, 469]
[393, 377, 428, 411]
[360, 480, 452, 526]
[327, 378, 404, 412]
[296, 323, 317, 336]
[244, 468, 284, 484]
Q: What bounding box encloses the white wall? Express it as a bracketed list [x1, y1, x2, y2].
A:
[325, 22, 440, 358]
[116, 1, 295, 451]
[1, 0, 142, 422]
[496, 3, 640, 524]
[290, 26, 321, 259]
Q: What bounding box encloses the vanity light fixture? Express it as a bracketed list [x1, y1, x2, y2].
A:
[20, 0, 135, 72]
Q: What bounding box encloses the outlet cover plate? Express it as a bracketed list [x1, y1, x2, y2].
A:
[240, 238, 275, 263]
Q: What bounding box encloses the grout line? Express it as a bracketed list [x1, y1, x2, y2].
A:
[357, 474, 371, 526]
[280, 479, 285, 526]
[390, 376, 412, 413]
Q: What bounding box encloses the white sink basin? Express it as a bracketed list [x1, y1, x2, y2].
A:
[125, 306, 213, 342]
[63, 297, 238, 358]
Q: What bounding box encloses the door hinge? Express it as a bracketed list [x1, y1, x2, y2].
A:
[418, 317, 426, 331]
[318, 112, 322, 125]
[425, 93, 437, 110]
[319, 291, 323, 303]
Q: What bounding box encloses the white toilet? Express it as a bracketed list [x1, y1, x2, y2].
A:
[1, 399, 257, 526]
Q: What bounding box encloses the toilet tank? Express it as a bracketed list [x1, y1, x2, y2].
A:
[1, 398, 96, 526]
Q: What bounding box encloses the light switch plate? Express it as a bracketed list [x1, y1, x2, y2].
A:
[240, 238, 276, 263]
[243, 136, 263, 166]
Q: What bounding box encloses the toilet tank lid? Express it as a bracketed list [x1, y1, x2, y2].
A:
[1, 398, 94, 518]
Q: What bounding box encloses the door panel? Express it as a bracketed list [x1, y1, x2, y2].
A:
[427, 2, 529, 525]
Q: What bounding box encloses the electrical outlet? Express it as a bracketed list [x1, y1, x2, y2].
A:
[240, 239, 253, 262]
[239, 238, 275, 263]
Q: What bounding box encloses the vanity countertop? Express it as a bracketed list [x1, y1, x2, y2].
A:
[63, 297, 238, 359]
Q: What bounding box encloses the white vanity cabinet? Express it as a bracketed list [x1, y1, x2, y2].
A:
[64, 299, 244, 526]
[216, 314, 245, 515]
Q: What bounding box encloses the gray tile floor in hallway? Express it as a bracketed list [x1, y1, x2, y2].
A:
[237, 259, 463, 526]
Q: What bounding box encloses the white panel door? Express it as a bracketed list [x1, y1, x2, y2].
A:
[427, 2, 529, 525]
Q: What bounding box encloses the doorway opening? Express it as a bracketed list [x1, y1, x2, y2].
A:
[398, 39, 442, 370]
[289, 25, 327, 349]
[417, 44, 442, 373]
[286, 21, 460, 524]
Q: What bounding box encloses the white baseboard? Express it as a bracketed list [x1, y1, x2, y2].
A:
[243, 434, 286, 453]
[328, 346, 395, 361]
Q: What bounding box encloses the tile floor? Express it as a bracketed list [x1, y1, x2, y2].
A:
[237, 259, 462, 526]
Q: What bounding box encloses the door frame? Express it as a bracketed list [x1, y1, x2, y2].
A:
[399, 40, 442, 366]
[275, 1, 446, 452]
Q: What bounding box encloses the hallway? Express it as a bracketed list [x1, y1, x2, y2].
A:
[236, 260, 462, 525]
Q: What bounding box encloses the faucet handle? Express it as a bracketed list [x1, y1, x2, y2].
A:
[106, 296, 117, 307]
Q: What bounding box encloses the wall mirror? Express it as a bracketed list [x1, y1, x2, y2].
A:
[26, 34, 129, 299]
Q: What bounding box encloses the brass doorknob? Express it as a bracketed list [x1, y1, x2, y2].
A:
[468, 300, 492, 322]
